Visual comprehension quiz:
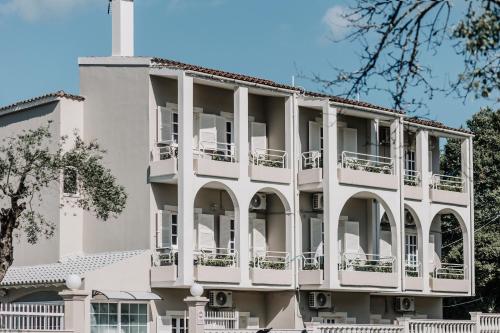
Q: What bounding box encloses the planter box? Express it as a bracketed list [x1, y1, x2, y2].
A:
[193, 158, 239, 179]
[249, 165, 291, 184]
[430, 278, 469, 293]
[250, 268, 293, 286]
[149, 159, 177, 182]
[298, 168, 323, 186]
[150, 265, 177, 287]
[404, 276, 423, 291]
[430, 189, 469, 206]
[337, 168, 398, 190]
[298, 270, 323, 285]
[404, 186, 422, 201]
[194, 265, 241, 284]
[339, 270, 398, 288]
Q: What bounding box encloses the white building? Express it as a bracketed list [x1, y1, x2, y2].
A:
[0, 1, 475, 332]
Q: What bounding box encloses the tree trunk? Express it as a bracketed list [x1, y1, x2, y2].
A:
[0, 202, 24, 283]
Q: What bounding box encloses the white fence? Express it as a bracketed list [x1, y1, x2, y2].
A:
[205, 311, 239, 329]
[407, 320, 475, 333]
[341, 151, 394, 175]
[0, 303, 64, 331]
[317, 324, 403, 333]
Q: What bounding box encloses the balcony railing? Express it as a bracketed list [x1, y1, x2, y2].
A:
[197, 141, 237, 162]
[0, 303, 65, 331]
[152, 141, 178, 161]
[404, 169, 420, 186]
[301, 150, 323, 170]
[340, 253, 396, 273]
[341, 151, 394, 175]
[250, 148, 287, 168]
[432, 263, 466, 280]
[431, 174, 464, 192]
[405, 262, 421, 277]
[153, 247, 177, 266]
[300, 252, 324, 270]
[251, 251, 290, 270]
[195, 248, 238, 267]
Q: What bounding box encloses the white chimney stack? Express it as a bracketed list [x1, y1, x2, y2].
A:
[112, 0, 134, 57]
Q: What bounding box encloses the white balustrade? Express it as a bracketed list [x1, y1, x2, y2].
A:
[251, 148, 287, 168]
[0, 303, 64, 331]
[408, 320, 475, 333]
[317, 324, 403, 333]
[301, 150, 323, 170]
[341, 151, 394, 175]
[431, 174, 464, 192]
[205, 311, 239, 329]
[341, 253, 396, 273]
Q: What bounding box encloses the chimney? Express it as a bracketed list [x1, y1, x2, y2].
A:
[111, 0, 134, 57]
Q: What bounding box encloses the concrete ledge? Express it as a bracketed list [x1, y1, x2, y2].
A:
[404, 276, 423, 291]
[430, 189, 469, 206]
[338, 168, 398, 190]
[194, 159, 239, 179]
[430, 278, 470, 293]
[339, 270, 398, 288]
[249, 165, 292, 184]
[150, 266, 177, 286]
[298, 168, 323, 186]
[250, 268, 293, 286]
[194, 266, 241, 284]
[298, 270, 323, 285]
[150, 159, 177, 181]
[404, 186, 423, 201]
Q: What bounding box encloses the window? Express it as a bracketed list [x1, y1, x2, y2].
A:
[319, 126, 324, 150]
[405, 233, 418, 267]
[63, 167, 78, 195]
[91, 302, 148, 333]
[229, 219, 235, 252]
[171, 315, 188, 333]
[405, 150, 416, 171]
[172, 112, 179, 143]
[171, 213, 178, 247]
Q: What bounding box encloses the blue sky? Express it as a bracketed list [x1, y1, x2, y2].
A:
[0, 0, 491, 128]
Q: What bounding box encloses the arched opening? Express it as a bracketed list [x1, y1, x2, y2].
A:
[429, 210, 467, 281]
[403, 207, 423, 278]
[248, 188, 289, 271]
[193, 182, 239, 268]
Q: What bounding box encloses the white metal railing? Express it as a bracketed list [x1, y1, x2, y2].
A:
[251, 251, 290, 270]
[0, 303, 65, 331]
[341, 151, 394, 175]
[250, 148, 287, 168]
[405, 262, 422, 277]
[433, 263, 466, 280]
[205, 311, 239, 329]
[300, 252, 324, 270]
[195, 248, 239, 267]
[152, 141, 178, 161]
[341, 253, 396, 273]
[408, 320, 475, 333]
[301, 150, 323, 170]
[404, 170, 420, 186]
[318, 324, 403, 333]
[477, 313, 500, 332]
[431, 174, 464, 192]
[153, 247, 177, 266]
[197, 141, 237, 162]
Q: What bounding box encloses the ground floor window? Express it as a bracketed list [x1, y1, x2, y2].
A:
[91, 302, 148, 333]
[171, 315, 188, 333]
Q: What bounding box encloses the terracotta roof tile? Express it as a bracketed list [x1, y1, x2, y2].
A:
[304, 91, 404, 114]
[0, 91, 84, 113]
[405, 117, 472, 134]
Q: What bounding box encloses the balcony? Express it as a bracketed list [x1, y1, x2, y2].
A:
[430, 263, 469, 293]
[150, 248, 177, 287]
[338, 253, 398, 288]
[249, 148, 291, 184]
[149, 143, 178, 182]
[298, 151, 323, 190]
[298, 252, 324, 286]
[430, 174, 469, 206]
[403, 170, 422, 200]
[193, 248, 241, 284]
[404, 262, 423, 291]
[338, 152, 398, 190]
[250, 251, 293, 286]
[193, 141, 239, 179]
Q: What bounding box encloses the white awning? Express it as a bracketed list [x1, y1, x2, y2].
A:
[93, 290, 162, 301]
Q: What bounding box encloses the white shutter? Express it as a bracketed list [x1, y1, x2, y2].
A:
[343, 220, 360, 253]
[379, 230, 392, 257]
[428, 234, 436, 268]
[310, 217, 323, 254]
[308, 121, 321, 152]
[197, 214, 215, 250]
[343, 128, 357, 153]
[219, 215, 232, 250]
[156, 211, 172, 249]
[216, 116, 227, 144]
[251, 218, 266, 255]
[428, 150, 433, 173]
[337, 127, 344, 158]
[199, 113, 217, 150]
[250, 122, 267, 152]
[158, 106, 172, 143]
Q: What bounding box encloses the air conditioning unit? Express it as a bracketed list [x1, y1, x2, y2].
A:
[312, 193, 324, 211]
[308, 292, 331, 309]
[250, 193, 266, 210]
[395, 297, 415, 312]
[209, 290, 233, 308]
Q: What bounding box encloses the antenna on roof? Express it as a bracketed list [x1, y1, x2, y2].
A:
[107, 0, 112, 14]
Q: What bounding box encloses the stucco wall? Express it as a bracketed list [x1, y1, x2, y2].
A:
[265, 194, 287, 252]
[370, 295, 443, 320]
[249, 94, 286, 151]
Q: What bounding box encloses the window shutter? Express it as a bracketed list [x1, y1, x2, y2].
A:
[219, 215, 232, 250]
[156, 211, 172, 249]
[343, 128, 357, 153]
[343, 220, 360, 253]
[251, 218, 266, 255]
[310, 217, 323, 255]
[158, 106, 172, 143]
[199, 114, 217, 150]
[250, 122, 267, 152]
[308, 121, 321, 152]
[428, 234, 436, 267]
[379, 230, 392, 257]
[428, 150, 433, 173]
[197, 214, 215, 250]
[216, 115, 227, 144]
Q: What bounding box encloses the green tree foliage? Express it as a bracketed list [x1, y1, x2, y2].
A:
[0, 123, 127, 282]
[441, 108, 500, 316]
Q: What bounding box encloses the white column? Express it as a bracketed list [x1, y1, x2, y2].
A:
[178, 73, 194, 285]
[463, 137, 474, 290]
[323, 102, 337, 288]
[234, 87, 250, 285]
[390, 119, 401, 175]
[59, 290, 90, 333]
[184, 296, 209, 333]
[111, 0, 134, 57]
[416, 130, 429, 201]
[285, 96, 293, 169]
[369, 119, 379, 156]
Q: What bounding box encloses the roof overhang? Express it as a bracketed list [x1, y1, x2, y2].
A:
[92, 290, 162, 301]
